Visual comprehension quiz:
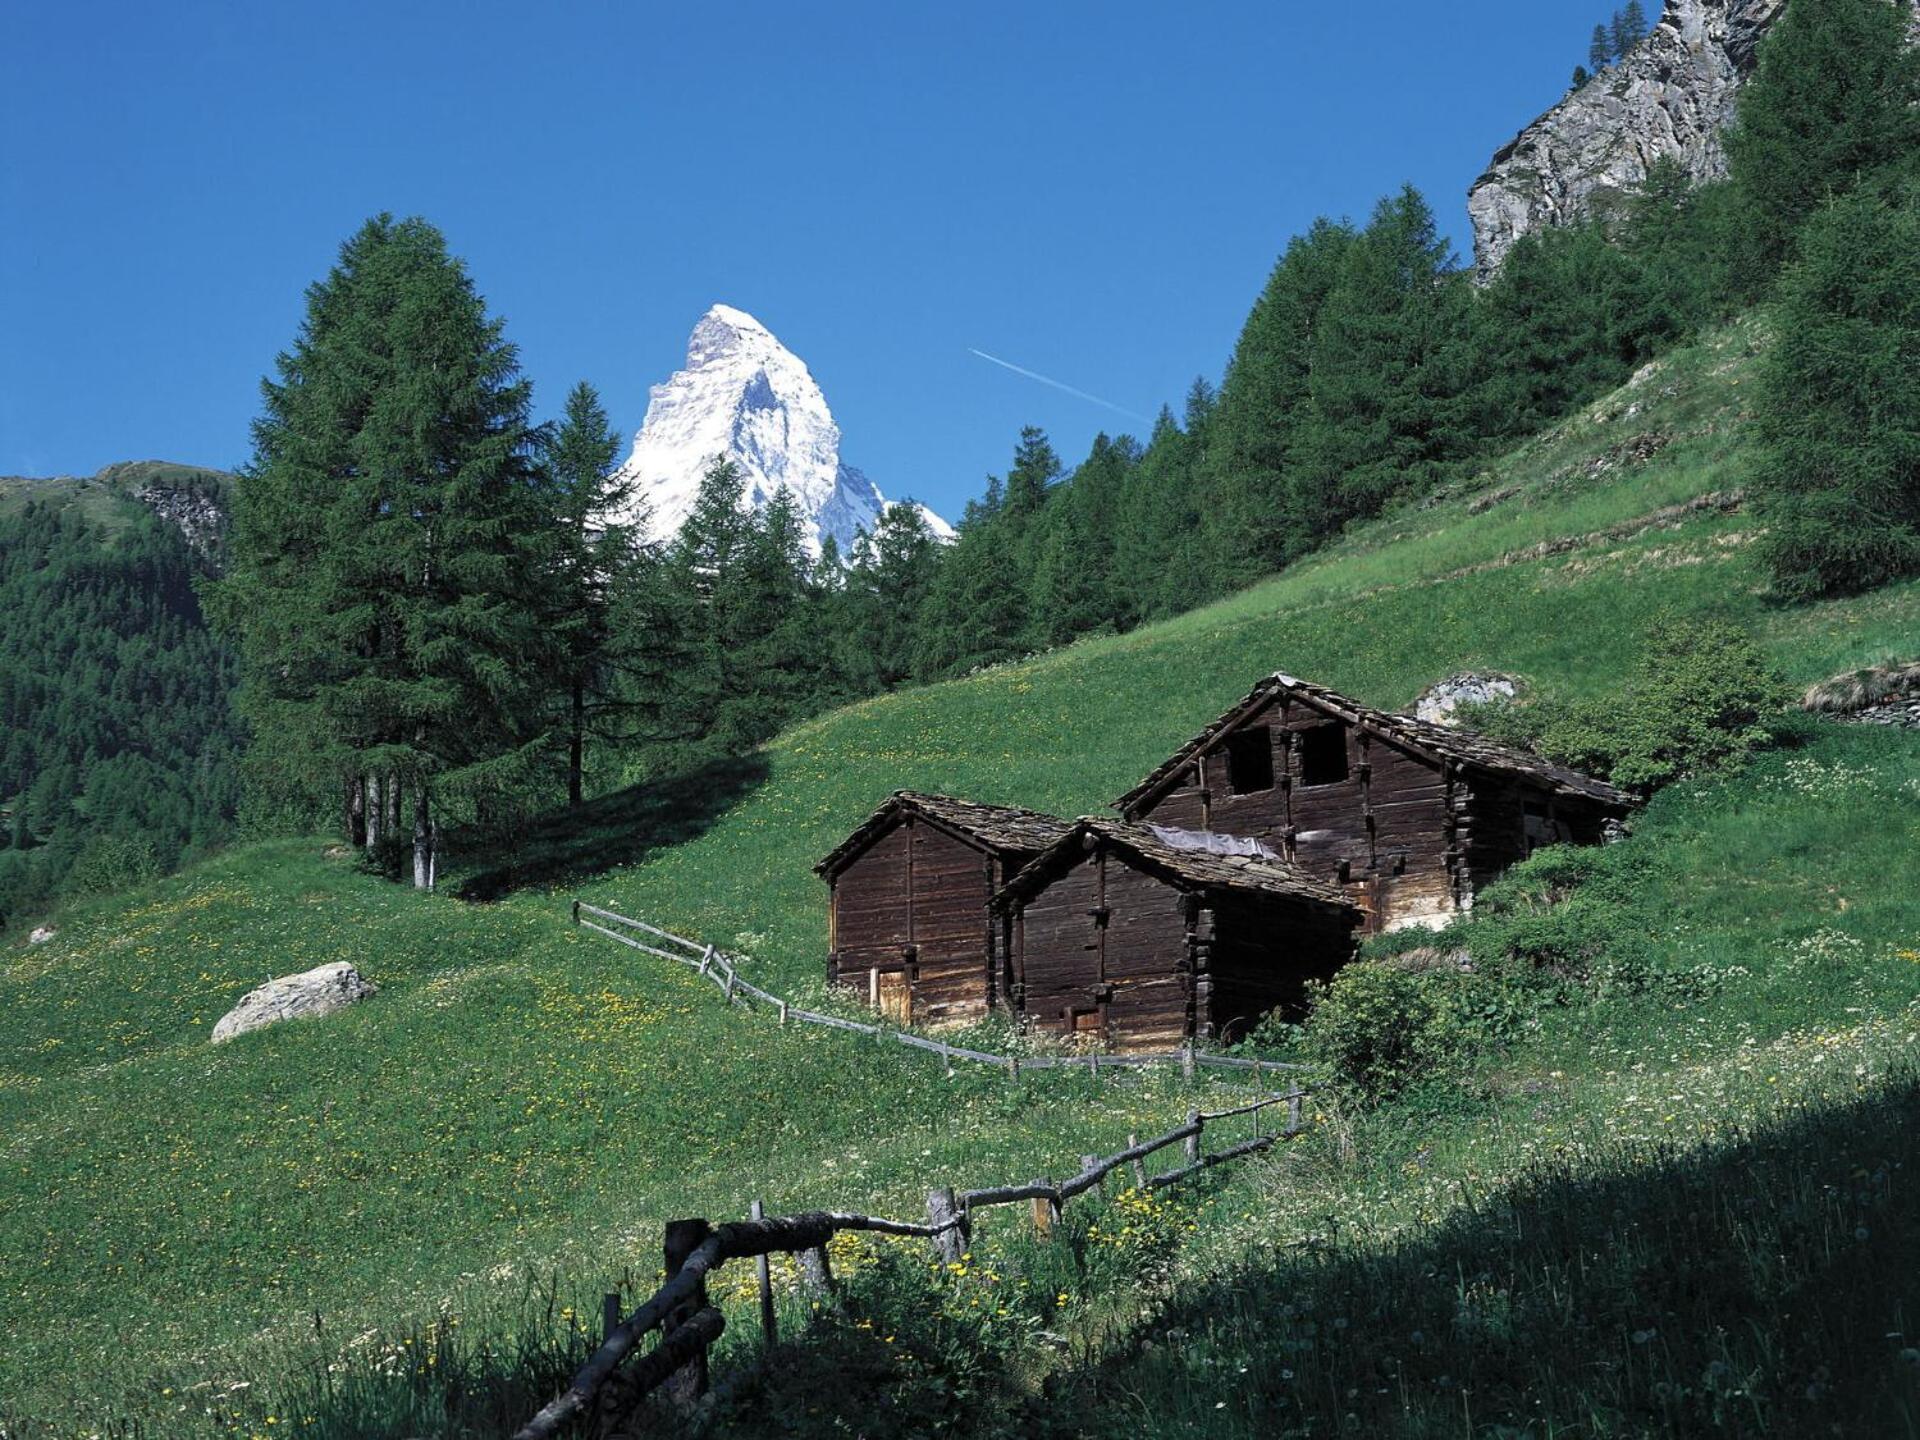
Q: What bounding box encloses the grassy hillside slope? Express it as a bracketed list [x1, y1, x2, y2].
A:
[4, 321, 1918, 1436]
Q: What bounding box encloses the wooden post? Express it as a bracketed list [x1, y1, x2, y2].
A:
[1081, 1154, 1100, 1192]
[1182, 1042, 1196, 1082]
[750, 1200, 777, 1346]
[1253, 1061, 1264, 1137]
[927, 1186, 968, 1264]
[1008, 1056, 1020, 1080]
[602, 1291, 621, 1347]
[1030, 1178, 1055, 1238]
[1128, 1132, 1146, 1190]
[1185, 1109, 1202, 1165]
[699, 946, 713, 977]
[662, 1219, 712, 1408]
[572, 900, 582, 927]
[869, 967, 879, 1010]
[799, 1245, 835, 1299]
[1287, 1087, 1303, 1135]
[778, 1000, 789, 1025]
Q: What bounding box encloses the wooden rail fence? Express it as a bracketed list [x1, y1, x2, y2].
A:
[571, 900, 1310, 1087]
[512, 1085, 1307, 1440]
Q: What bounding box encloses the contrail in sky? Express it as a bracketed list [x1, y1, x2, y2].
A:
[967, 347, 1150, 423]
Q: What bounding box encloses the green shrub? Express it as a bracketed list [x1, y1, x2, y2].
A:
[1304, 961, 1513, 1101]
[1462, 616, 1791, 791]
[1464, 843, 1653, 993]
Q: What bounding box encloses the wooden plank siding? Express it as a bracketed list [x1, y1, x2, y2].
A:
[819, 794, 1071, 1027]
[998, 822, 1363, 1052]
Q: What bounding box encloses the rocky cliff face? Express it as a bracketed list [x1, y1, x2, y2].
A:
[609, 304, 951, 558]
[1468, 0, 1785, 278]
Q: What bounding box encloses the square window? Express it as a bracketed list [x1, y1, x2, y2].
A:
[1297, 724, 1349, 787]
[1224, 726, 1275, 794]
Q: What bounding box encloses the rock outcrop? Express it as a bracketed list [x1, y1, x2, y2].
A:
[1469, 0, 1787, 279]
[1470, 0, 1919, 277]
[211, 961, 377, 1043]
[1414, 673, 1520, 726]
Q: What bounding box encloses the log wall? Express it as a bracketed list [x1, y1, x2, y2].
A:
[1202, 895, 1359, 1042]
[1012, 851, 1191, 1051]
[827, 818, 1039, 1026]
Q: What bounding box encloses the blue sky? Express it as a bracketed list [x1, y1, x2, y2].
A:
[1, 1, 1599, 520]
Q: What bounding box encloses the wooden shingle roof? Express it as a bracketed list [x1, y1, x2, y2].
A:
[1113, 673, 1631, 814]
[814, 791, 1074, 877]
[993, 819, 1361, 915]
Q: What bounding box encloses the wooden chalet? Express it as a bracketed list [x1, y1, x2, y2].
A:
[992, 819, 1363, 1051]
[1113, 673, 1631, 932]
[815, 791, 1072, 1027]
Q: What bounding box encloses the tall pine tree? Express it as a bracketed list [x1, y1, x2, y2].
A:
[1295, 187, 1474, 535]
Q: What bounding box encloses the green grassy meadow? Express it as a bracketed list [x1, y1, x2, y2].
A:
[4, 322, 1918, 1436]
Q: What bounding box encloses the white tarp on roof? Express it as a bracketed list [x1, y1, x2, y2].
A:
[1149, 825, 1280, 861]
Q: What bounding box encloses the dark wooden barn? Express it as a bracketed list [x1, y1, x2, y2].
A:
[992, 819, 1363, 1051]
[1113, 673, 1631, 933]
[816, 791, 1071, 1027]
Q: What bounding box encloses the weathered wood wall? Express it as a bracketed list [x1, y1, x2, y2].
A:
[829, 825, 912, 984]
[1128, 693, 1607, 933]
[906, 821, 997, 1025]
[1202, 895, 1358, 1042]
[1012, 851, 1192, 1051]
[828, 817, 1032, 1026]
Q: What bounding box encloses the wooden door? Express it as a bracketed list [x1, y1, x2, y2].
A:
[870, 967, 911, 1025]
[1067, 1004, 1107, 1040]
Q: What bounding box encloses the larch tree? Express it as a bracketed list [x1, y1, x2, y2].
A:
[1753, 186, 1920, 597]
[542, 380, 649, 807]
[213, 215, 551, 888]
[1727, 0, 1920, 284]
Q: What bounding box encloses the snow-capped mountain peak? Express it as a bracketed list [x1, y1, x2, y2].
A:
[611, 304, 951, 557]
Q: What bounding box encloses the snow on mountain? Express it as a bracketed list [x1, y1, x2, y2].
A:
[609, 304, 952, 557]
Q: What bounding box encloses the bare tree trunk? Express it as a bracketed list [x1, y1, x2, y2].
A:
[569, 680, 585, 808]
[364, 774, 381, 851]
[412, 785, 432, 890]
[385, 774, 400, 841]
[346, 775, 366, 848]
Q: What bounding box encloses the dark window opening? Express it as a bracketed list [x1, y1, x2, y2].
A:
[1224, 726, 1275, 794]
[1298, 724, 1350, 787]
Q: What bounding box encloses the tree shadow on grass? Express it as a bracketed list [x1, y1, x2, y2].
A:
[696, 1069, 1920, 1439]
[1031, 1070, 1920, 1438]
[454, 752, 771, 901]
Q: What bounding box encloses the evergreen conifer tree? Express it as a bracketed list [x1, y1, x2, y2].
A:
[541, 381, 648, 806]
[1203, 217, 1355, 582]
[1726, 0, 1920, 284]
[1295, 187, 1474, 534]
[1753, 186, 1920, 597]
[212, 215, 549, 886]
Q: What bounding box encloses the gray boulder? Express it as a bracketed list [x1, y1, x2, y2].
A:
[1414, 673, 1519, 727]
[28, 925, 56, 945]
[212, 961, 376, 1043]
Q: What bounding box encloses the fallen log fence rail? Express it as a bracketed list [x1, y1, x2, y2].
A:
[511, 1087, 1308, 1440]
[572, 899, 1310, 1084]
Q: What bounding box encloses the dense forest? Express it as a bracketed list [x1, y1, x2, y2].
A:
[0, 489, 241, 926]
[14, 0, 1918, 910]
